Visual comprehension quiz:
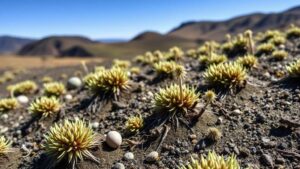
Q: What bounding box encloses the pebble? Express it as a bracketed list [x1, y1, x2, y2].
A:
[145, 151, 159, 162]
[189, 134, 197, 139]
[112, 101, 127, 109]
[1, 114, 8, 120]
[124, 152, 134, 160]
[67, 77, 82, 89]
[260, 154, 274, 167]
[105, 131, 122, 149]
[17, 95, 29, 104]
[113, 163, 125, 169]
[91, 122, 99, 129]
[64, 94, 73, 101]
[232, 109, 242, 115]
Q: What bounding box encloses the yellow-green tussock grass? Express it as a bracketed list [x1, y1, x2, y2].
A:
[28, 97, 61, 118]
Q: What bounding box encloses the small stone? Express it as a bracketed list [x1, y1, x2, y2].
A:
[232, 109, 242, 115]
[1, 114, 8, 120]
[145, 151, 159, 162]
[189, 134, 197, 139]
[260, 154, 274, 167]
[64, 94, 73, 101]
[112, 163, 125, 169]
[67, 77, 82, 89]
[216, 117, 223, 125]
[105, 131, 122, 149]
[91, 122, 99, 129]
[112, 101, 127, 109]
[124, 152, 134, 160]
[17, 95, 29, 104]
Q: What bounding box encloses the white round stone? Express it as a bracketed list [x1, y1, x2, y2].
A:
[113, 163, 125, 169]
[1, 114, 8, 120]
[67, 77, 82, 89]
[124, 152, 134, 160]
[64, 94, 73, 100]
[106, 131, 122, 149]
[145, 151, 159, 162]
[17, 95, 29, 104]
[91, 122, 99, 129]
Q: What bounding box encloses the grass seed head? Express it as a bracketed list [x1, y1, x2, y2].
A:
[286, 59, 300, 78]
[125, 115, 144, 133]
[180, 151, 240, 169]
[236, 54, 258, 69]
[43, 82, 66, 97]
[0, 98, 19, 113]
[204, 62, 247, 89]
[7, 80, 38, 96]
[29, 97, 61, 118]
[43, 119, 99, 165]
[0, 136, 12, 154]
[154, 84, 200, 114]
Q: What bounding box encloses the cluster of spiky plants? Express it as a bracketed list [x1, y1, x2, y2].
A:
[167, 46, 184, 61]
[134, 51, 162, 65]
[222, 34, 248, 57]
[256, 43, 275, 56]
[270, 36, 286, 46]
[153, 84, 199, 115]
[153, 61, 186, 78]
[236, 55, 258, 69]
[112, 59, 131, 69]
[85, 67, 130, 96]
[199, 53, 228, 66]
[257, 30, 282, 43]
[130, 67, 141, 75]
[207, 127, 222, 142]
[286, 59, 300, 78]
[0, 98, 20, 113]
[43, 82, 66, 97]
[125, 115, 144, 133]
[186, 49, 198, 58]
[272, 50, 288, 61]
[180, 151, 240, 169]
[0, 136, 12, 155]
[204, 62, 247, 89]
[28, 97, 61, 118]
[197, 41, 220, 56]
[7, 80, 38, 96]
[204, 90, 216, 103]
[42, 76, 54, 83]
[286, 24, 300, 40]
[43, 119, 99, 167]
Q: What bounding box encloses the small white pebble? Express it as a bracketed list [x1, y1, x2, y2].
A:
[124, 152, 134, 160]
[113, 163, 125, 169]
[64, 94, 73, 101]
[91, 122, 99, 129]
[67, 77, 82, 89]
[232, 109, 243, 115]
[1, 114, 8, 120]
[17, 95, 29, 104]
[145, 151, 159, 162]
[106, 131, 122, 149]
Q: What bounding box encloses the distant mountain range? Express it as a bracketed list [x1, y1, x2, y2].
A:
[1, 5, 300, 57]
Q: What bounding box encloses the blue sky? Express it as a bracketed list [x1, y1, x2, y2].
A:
[0, 0, 300, 39]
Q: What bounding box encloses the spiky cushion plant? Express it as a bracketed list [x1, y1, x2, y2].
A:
[0, 136, 12, 155]
[153, 61, 185, 79]
[125, 115, 144, 133]
[7, 80, 38, 96]
[286, 25, 300, 40]
[199, 54, 228, 66]
[154, 84, 199, 116]
[272, 50, 288, 61]
[28, 97, 61, 118]
[180, 151, 240, 169]
[43, 119, 99, 168]
[43, 82, 66, 97]
[167, 46, 184, 61]
[259, 30, 282, 43]
[236, 55, 258, 69]
[0, 98, 19, 113]
[112, 59, 131, 69]
[204, 62, 247, 89]
[256, 43, 275, 56]
[286, 59, 300, 78]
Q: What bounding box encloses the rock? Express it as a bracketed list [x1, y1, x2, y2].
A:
[112, 163, 125, 169]
[112, 101, 127, 109]
[67, 77, 82, 89]
[64, 94, 73, 101]
[232, 109, 242, 115]
[124, 152, 134, 160]
[17, 95, 29, 104]
[260, 154, 274, 167]
[256, 113, 266, 123]
[1, 114, 8, 120]
[91, 122, 99, 129]
[189, 134, 197, 139]
[145, 151, 159, 162]
[105, 131, 122, 149]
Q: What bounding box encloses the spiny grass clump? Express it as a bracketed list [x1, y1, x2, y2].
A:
[0, 136, 12, 155]
[236, 55, 258, 69]
[85, 67, 130, 96]
[256, 43, 275, 56]
[270, 36, 286, 46]
[204, 62, 247, 89]
[134, 51, 161, 65]
[154, 84, 199, 115]
[186, 49, 198, 58]
[204, 90, 216, 103]
[167, 46, 184, 61]
[258, 30, 282, 43]
[125, 115, 144, 133]
[28, 97, 61, 118]
[42, 76, 54, 83]
[222, 34, 248, 57]
[7, 80, 38, 96]
[272, 50, 288, 61]
[130, 67, 141, 75]
[286, 25, 300, 40]
[112, 59, 131, 69]
[180, 151, 240, 169]
[199, 53, 228, 66]
[43, 119, 99, 167]
[207, 127, 222, 142]
[286, 59, 300, 78]
[0, 98, 19, 113]
[43, 82, 66, 97]
[153, 61, 186, 78]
